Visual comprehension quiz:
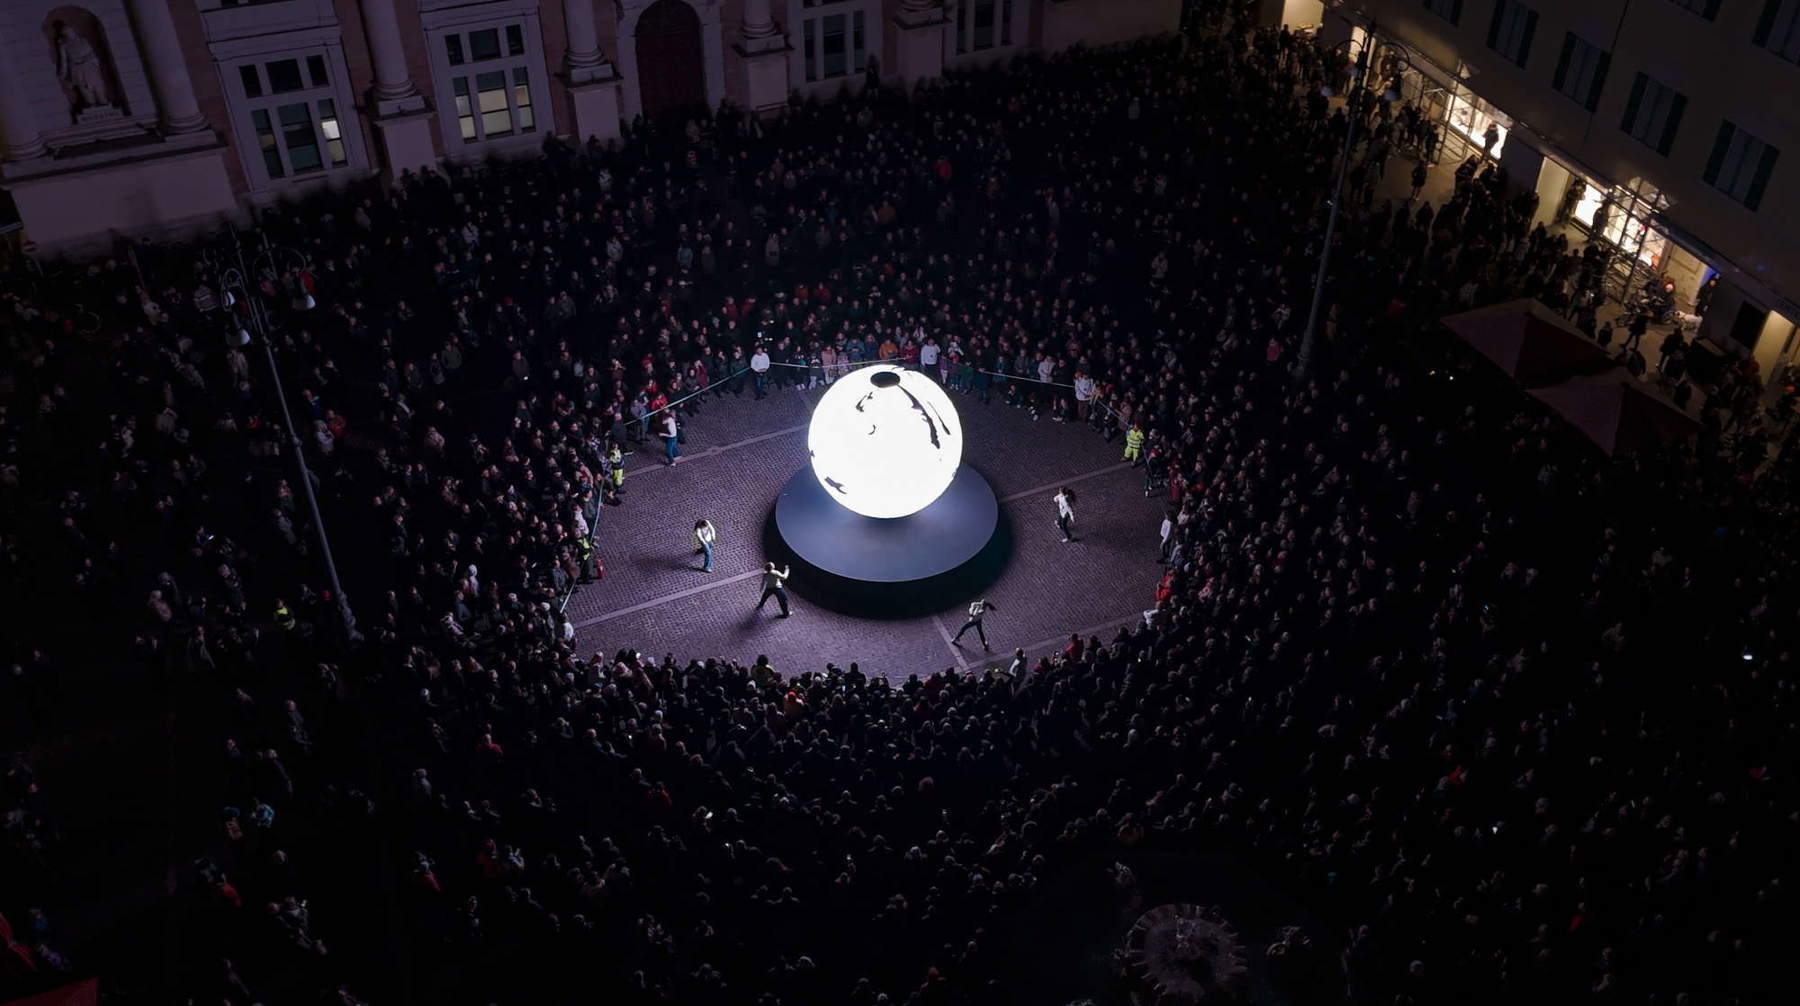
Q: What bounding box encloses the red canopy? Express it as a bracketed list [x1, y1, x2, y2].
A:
[1443, 299, 1616, 387]
[1529, 373, 1700, 456]
[2, 980, 98, 1006]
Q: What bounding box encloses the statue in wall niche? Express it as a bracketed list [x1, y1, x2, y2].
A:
[53, 19, 114, 113]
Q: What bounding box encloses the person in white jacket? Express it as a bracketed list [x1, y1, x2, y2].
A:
[1053, 487, 1077, 543]
[693, 519, 717, 573]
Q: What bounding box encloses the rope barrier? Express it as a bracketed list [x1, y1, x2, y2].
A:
[624, 357, 1123, 429]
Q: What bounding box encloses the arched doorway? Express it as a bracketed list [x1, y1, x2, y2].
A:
[636, 0, 706, 120]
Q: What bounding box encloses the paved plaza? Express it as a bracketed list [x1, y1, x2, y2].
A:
[564, 378, 1167, 680]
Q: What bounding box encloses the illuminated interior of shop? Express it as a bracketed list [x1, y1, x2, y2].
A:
[1445, 87, 1507, 159]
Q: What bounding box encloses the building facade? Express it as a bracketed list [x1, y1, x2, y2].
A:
[0, 0, 1180, 252]
[1306, 0, 1799, 376]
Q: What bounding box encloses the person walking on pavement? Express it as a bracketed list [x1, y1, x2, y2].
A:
[756, 562, 792, 617]
[662, 412, 680, 465]
[1053, 487, 1078, 543]
[693, 519, 717, 573]
[951, 598, 997, 650]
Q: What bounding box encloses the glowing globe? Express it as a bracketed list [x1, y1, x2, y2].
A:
[808, 365, 963, 519]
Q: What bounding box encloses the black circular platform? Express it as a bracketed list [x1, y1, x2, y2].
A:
[766, 464, 1008, 616]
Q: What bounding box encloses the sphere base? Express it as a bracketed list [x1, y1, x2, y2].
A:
[766, 465, 1006, 617]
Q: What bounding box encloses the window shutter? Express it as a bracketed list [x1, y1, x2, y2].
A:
[1746, 144, 1779, 211]
[1451, 0, 1465, 26]
[1752, 0, 1780, 47]
[1519, 11, 1538, 66]
[1552, 34, 1573, 91]
[1704, 122, 1735, 186]
[1621, 73, 1646, 133]
[1658, 93, 1686, 156]
[1487, 2, 1504, 48]
[1587, 52, 1610, 112]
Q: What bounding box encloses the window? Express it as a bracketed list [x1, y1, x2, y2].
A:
[1620, 73, 1687, 156]
[476, 72, 511, 137]
[266, 58, 304, 93]
[823, 14, 847, 77]
[1753, 0, 1800, 62]
[1704, 121, 1780, 209]
[251, 109, 282, 179]
[956, 0, 1008, 53]
[1424, 0, 1463, 25]
[438, 22, 541, 144]
[1486, 0, 1537, 68]
[232, 50, 359, 185]
[279, 102, 320, 173]
[974, 0, 995, 50]
[798, 1, 872, 82]
[318, 99, 347, 167]
[1667, 0, 1721, 19]
[452, 78, 475, 140]
[512, 69, 534, 131]
[1551, 34, 1610, 110]
[469, 28, 501, 62]
[950, 0, 1022, 53]
[448, 67, 534, 141]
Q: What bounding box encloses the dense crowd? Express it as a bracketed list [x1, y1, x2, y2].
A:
[4, 4, 1798, 1004]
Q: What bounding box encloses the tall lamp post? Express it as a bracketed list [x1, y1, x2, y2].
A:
[1292, 26, 1406, 385]
[218, 235, 359, 646]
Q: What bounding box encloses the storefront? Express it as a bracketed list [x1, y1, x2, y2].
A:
[1439, 72, 1510, 162]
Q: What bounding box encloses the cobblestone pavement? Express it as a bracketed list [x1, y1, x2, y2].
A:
[567, 377, 1167, 681]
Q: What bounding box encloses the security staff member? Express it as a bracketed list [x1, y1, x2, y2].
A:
[1123, 423, 1146, 464]
[273, 599, 297, 632]
[574, 534, 597, 583]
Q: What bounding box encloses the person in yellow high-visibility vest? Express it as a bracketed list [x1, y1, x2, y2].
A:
[609, 442, 625, 493]
[1123, 423, 1146, 465]
[273, 599, 297, 632]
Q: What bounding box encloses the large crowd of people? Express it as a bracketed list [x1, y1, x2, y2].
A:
[3, 4, 1797, 1004]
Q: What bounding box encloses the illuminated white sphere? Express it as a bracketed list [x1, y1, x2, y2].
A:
[808, 365, 963, 519]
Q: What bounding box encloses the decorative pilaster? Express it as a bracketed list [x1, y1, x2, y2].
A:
[357, 0, 435, 180]
[124, 0, 208, 134]
[893, 0, 950, 89]
[736, 0, 791, 113]
[562, 0, 622, 144]
[0, 50, 47, 161]
[563, 0, 618, 83]
[739, 0, 786, 54]
[359, 0, 427, 114]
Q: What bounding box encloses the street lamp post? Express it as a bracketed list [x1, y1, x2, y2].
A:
[218, 235, 358, 647]
[1292, 27, 1404, 386]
